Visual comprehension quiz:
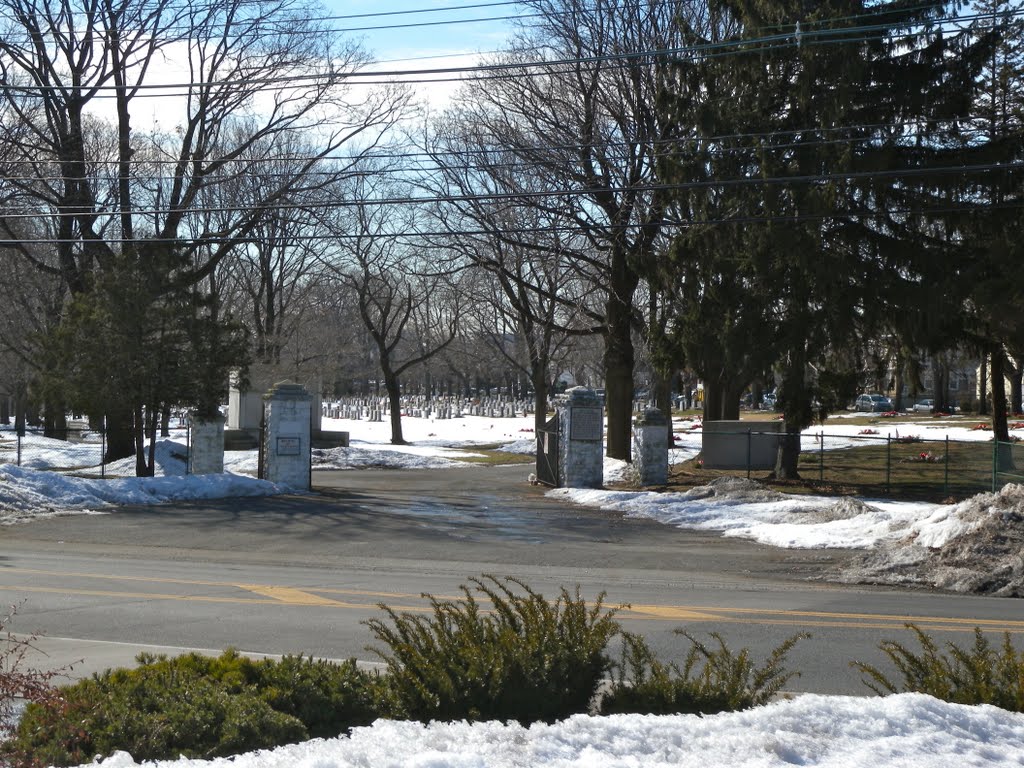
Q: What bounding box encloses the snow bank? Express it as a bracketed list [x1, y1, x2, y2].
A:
[74, 694, 1024, 767]
[839, 483, 1024, 596]
[553, 477, 938, 550]
[0, 464, 289, 525]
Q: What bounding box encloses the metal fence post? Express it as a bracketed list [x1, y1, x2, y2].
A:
[886, 435, 891, 494]
[16, 432, 21, 466]
[944, 435, 949, 494]
[101, 428, 106, 479]
[819, 431, 824, 482]
[992, 439, 998, 492]
[746, 429, 751, 479]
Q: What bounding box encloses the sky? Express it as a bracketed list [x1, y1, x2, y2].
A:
[4, 412, 1024, 764]
[323, 0, 520, 110]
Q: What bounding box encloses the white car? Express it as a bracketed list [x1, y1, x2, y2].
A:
[912, 399, 934, 413]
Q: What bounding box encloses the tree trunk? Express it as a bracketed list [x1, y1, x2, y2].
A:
[703, 381, 724, 421]
[1010, 360, 1022, 415]
[161, 405, 172, 438]
[531, 363, 551, 434]
[603, 255, 639, 461]
[932, 359, 948, 412]
[0, 395, 8, 425]
[979, 355, 989, 415]
[653, 369, 674, 443]
[774, 345, 810, 480]
[14, 382, 27, 436]
[43, 398, 67, 438]
[384, 371, 405, 445]
[892, 357, 905, 411]
[104, 401, 136, 463]
[133, 404, 150, 477]
[990, 347, 1014, 472]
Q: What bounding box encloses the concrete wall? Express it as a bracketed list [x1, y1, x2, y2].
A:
[701, 420, 784, 470]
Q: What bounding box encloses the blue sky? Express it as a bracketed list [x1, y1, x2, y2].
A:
[323, 0, 517, 64]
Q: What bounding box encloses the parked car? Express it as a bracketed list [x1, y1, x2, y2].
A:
[855, 394, 893, 412]
[912, 399, 934, 413]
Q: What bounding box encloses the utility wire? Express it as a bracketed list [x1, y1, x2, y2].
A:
[1, 198, 1021, 248]
[0, 161, 1019, 222]
[0, 8, 1013, 96]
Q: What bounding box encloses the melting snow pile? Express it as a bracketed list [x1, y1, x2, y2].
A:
[556, 477, 1024, 596]
[61, 694, 1024, 768]
[0, 464, 289, 525]
[838, 483, 1024, 596]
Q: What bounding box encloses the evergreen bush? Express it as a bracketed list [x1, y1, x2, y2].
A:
[600, 630, 807, 715]
[364, 575, 623, 724]
[853, 624, 1024, 711]
[1, 650, 380, 767]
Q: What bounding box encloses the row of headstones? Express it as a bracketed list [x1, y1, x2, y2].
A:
[323, 395, 536, 421]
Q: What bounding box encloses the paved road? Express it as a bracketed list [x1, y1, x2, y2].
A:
[3, 465, 1021, 695]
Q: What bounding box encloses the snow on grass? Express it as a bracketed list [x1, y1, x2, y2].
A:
[0, 463, 290, 525]
[553, 477, 939, 550]
[69, 693, 1024, 768]
[4, 414, 1022, 594]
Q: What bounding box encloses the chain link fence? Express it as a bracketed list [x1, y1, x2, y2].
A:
[695, 428, 1022, 499]
[0, 425, 192, 477]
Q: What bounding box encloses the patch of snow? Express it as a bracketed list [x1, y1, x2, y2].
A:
[838, 483, 1024, 596]
[67, 693, 1024, 767]
[0, 464, 290, 526]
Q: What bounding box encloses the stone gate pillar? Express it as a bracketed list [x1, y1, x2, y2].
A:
[262, 381, 311, 489]
[188, 412, 225, 475]
[632, 407, 669, 485]
[557, 386, 604, 488]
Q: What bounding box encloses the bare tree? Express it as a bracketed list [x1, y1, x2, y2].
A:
[323, 174, 461, 444]
[0, 0, 410, 470]
[422, 0, 686, 459]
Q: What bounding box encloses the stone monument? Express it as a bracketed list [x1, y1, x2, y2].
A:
[632, 407, 669, 485]
[557, 386, 604, 488]
[262, 381, 312, 489]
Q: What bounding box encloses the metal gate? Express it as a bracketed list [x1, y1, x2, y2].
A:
[536, 413, 560, 486]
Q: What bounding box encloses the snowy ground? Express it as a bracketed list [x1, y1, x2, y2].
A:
[2, 414, 1023, 594]
[62, 693, 1024, 767]
[4, 414, 1024, 766]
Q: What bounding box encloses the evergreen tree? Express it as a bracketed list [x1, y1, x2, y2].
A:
[660, 0, 993, 477]
[42, 247, 249, 476]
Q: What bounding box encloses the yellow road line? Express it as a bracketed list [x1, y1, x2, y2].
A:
[235, 584, 349, 607]
[3, 569, 1023, 634]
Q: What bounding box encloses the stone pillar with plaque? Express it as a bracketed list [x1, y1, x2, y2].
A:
[557, 386, 604, 488]
[262, 381, 311, 489]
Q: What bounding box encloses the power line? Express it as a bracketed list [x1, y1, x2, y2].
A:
[0, 120, 981, 184]
[1, 198, 1020, 248]
[0, 161, 1019, 222]
[0, 7, 1013, 96]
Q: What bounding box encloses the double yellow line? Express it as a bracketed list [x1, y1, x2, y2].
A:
[3, 567, 1023, 634]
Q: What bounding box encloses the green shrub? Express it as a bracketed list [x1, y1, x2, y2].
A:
[364, 575, 623, 724]
[853, 624, 1024, 711]
[2, 650, 380, 767]
[253, 655, 381, 738]
[600, 631, 807, 715]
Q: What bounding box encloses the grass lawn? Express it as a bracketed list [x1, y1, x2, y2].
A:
[665, 411, 1023, 502]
